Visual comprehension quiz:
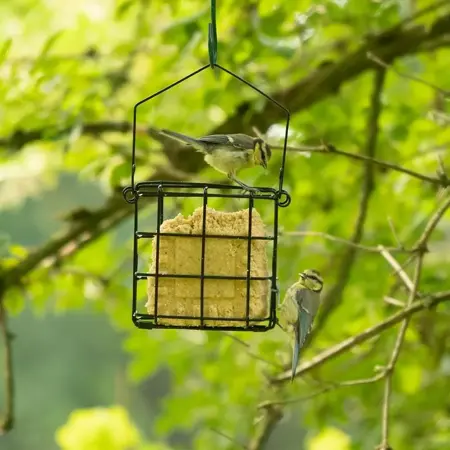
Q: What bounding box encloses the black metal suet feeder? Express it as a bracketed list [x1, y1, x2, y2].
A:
[122, 0, 291, 332]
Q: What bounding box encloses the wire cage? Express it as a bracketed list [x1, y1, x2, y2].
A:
[123, 62, 290, 331]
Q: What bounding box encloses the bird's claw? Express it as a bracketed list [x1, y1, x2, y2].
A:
[241, 187, 262, 196]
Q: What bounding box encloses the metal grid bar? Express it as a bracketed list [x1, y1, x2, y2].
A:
[133, 321, 272, 332]
[200, 188, 208, 326]
[132, 197, 139, 320]
[136, 231, 274, 241]
[270, 194, 279, 321]
[134, 313, 270, 322]
[245, 196, 254, 327]
[153, 185, 164, 324]
[138, 191, 276, 201]
[136, 273, 270, 280]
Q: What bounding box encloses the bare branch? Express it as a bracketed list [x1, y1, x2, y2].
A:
[2, 12, 448, 302]
[378, 246, 416, 293]
[210, 427, 247, 449]
[367, 52, 450, 97]
[0, 165, 187, 294]
[378, 257, 423, 450]
[383, 296, 406, 308]
[415, 195, 450, 251]
[377, 194, 450, 449]
[271, 142, 449, 187]
[393, 0, 450, 30]
[272, 290, 450, 384]
[283, 230, 411, 253]
[247, 404, 283, 450]
[0, 122, 160, 151]
[313, 68, 386, 334]
[245, 6, 450, 448]
[387, 217, 404, 249]
[222, 332, 284, 370]
[1, 12, 450, 153]
[260, 373, 385, 408]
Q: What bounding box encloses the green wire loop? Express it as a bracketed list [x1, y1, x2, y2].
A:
[208, 0, 217, 68]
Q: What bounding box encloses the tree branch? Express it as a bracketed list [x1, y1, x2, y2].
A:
[378, 246, 416, 293]
[283, 230, 412, 254]
[312, 68, 386, 335]
[273, 143, 449, 187]
[377, 194, 450, 449]
[209, 427, 247, 449]
[245, 12, 450, 132]
[367, 52, 450, 97]
[222, 332, 284, 370]
[0, 165, 186, 293]
[2, 11, 448, 299]
[259, 373, 385, 408]
[378, 257, 423, 450]
[247, 404, 283, 450]
[250, 196, 450, 450]
[272, 289, 450, 384]
[1, 11, 450, 152]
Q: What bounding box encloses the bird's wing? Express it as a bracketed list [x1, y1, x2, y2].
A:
[198, 134, 255, 150]
[295, 288, 317, 348]
[291, 322, 300, 382]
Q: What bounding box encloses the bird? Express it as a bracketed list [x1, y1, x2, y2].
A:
[157, 129, 271, 192]
[277, 269, 324, 382]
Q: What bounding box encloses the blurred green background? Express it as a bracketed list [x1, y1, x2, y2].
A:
[1, 0, 450, 449]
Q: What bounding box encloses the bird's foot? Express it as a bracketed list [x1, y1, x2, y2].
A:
[275, 319, 286, 332]
[241, 186, 262, 195]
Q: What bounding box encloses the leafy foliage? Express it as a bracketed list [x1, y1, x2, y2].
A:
[1, 0, 450, 449]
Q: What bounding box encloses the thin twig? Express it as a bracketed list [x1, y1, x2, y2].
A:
[367, 52, 450, 98]
[378, 246, 416, 292]
[284, 231, 411, 253]
[210, 427, 247, 449]
[393, 0, 450, 30]
[387, 217, 403, 249]
[247, 404, 283, 450]
[313, 68, 386, 334]
[270, 143, 448, 187]
[379, 258, 423, 450]
[222, 332, 284, 370]
[0, 301, 14, 434]
[383, 296, 406, 308]
[377, 195, 450, 449]
[415, 195, 450, 250]
[244, 7, 450, 448]
[260, 373, 385, 408]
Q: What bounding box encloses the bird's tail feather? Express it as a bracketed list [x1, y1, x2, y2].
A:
[159, 129, 202, 149]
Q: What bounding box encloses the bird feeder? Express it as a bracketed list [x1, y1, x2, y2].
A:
[122, 2, 290, 331]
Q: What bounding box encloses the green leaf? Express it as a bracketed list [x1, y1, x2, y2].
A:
[39, 31, 65, 59]
[0, 38, 13, 65]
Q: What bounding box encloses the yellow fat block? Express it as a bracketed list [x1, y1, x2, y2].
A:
[146, 206, 270, 326]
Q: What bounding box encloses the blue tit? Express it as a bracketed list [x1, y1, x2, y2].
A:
[158, 129, 271, 192]
[278, 269, 324, 382]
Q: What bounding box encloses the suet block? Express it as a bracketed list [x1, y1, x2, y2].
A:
[146, 207, 270, 326]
